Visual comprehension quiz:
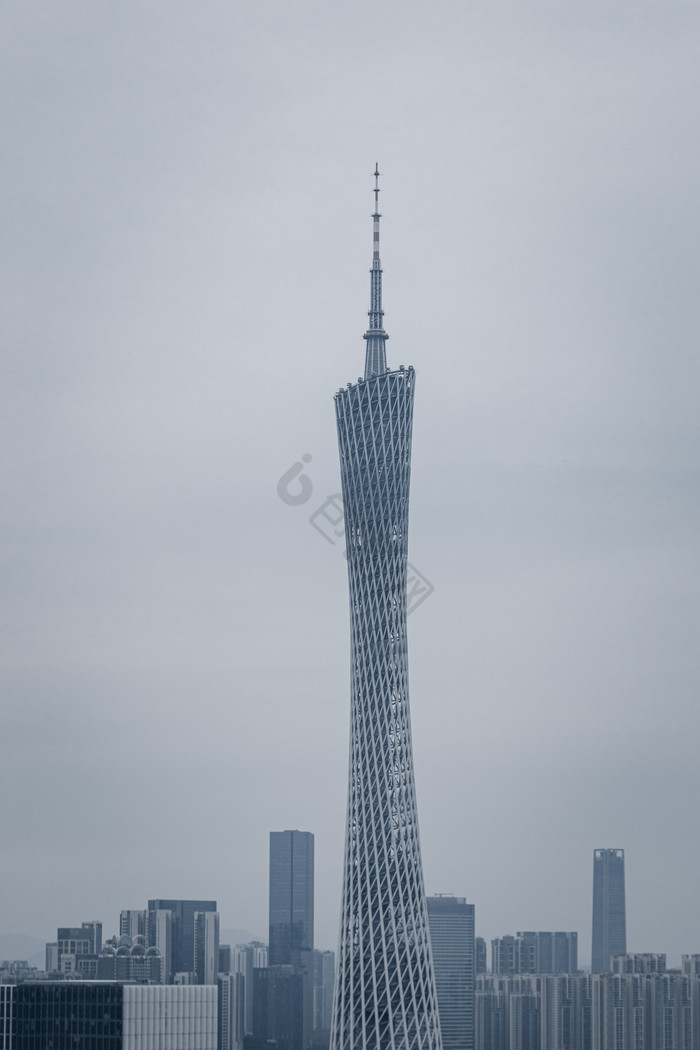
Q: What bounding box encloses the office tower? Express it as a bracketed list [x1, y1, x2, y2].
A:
[219, 972, 245, 1050]
[146, 907, 173, 984]
[220, 944, 233, 973]
[269, 830, 314, 968]
[253, 966, 304, 1050]
[194, 909, 220, 984]
[45, 942, 58, 972]
[427, 895, 476, 1050]
[330, 169, 441, 1050]
[269, 830, 314, 1050]
[120, 909, 146, 939]
[313, 949, 336, 1037]
[147, 898, 217, 982]
[234, 941, 268, 1035]
[6, 982, 217, 1049]
[591, 849, 626, 973]
[52, 921, 102, 977]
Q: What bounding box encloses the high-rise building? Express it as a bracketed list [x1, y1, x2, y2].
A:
[120, 909, 146, 939]
[194, 909, 220, 985]
[4, 982, 217, 1049]
[219, 972, 245, 1050]
[147, 899, 218, 982]
[427, 895, 475, 1050]
[269, 830, 314, 969]
[491, 932, 577, 975]
[591, 849, 626, 973]
[475, 938, 488, 975]
[234, 941, 268, 1035]
[330, 168, 442, 1050]
[313, 949, 336, 1040]
[611, 953, 665, 974]
[491, 936, 518, 976]
[269, 830, 314, 1050]
[253, 966, 304, 1050]
[51, 921, 102, 977]
[220, 944, 233, 973]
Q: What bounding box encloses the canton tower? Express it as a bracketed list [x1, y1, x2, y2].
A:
[330, 168, 442, 1050]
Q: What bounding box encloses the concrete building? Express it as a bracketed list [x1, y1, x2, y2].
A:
[491, 932, 577, 976]
[474, 971, 700, 1050]
[218, 972, 244, 1050]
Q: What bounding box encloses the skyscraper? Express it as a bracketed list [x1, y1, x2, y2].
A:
[330, 168, 442, 1050]
[427, 896, 475, 1050]
[147, 899, 218, 982]
[269, 830, 315, 1050]
[269, 830, 315, 970]
[591, 849, 626, 973]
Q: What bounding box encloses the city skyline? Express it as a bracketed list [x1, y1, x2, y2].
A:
[2, 2, 699, 968]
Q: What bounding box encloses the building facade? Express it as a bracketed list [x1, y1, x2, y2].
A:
[147, 899, 218, 983]
[491, 932, 578, 976]
[233, 941, 267, 1035]
[427, 895, 475, 1050]
[330, 168, 442, 1050]
[313, 949, 336, 1038]
[591, 850, 626, 973]
[0, 981, 217, 1050]
[268, 829, 314, 1050]
[219, 972, 245, 1050]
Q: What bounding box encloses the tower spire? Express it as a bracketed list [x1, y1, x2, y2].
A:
[363, 163, 388, 378]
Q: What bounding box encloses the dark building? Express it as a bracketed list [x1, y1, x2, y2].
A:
[269, 831, 314, 969]
[147, 898, 217, 982]
[427, 895, 475, 1050]
[252, 966, 304, 1050]
[12, 982, 122, 1049]
[269, 830, 314, 1049]
[591, 849, 626, 973]
[2, 982, 217, 1050]
[476, 937, 488, 975]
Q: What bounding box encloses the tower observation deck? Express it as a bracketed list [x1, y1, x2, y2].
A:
[330, 168, 442, 1050]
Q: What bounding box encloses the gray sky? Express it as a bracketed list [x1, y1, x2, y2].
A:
[2, 1, 699, 967]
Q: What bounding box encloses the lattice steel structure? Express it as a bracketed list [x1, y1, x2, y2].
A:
[330, 168, 442, 1050]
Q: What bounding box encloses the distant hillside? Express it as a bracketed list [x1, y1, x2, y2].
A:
[220, 927, 263, 947]
[0, 935, 46, 969]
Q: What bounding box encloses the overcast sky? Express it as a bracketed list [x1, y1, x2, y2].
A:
[2, 1, 699, 968]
